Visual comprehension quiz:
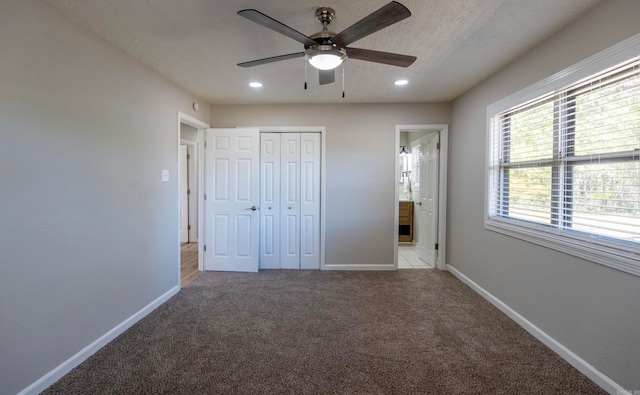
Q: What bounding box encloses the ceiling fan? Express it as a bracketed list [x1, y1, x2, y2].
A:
[237, 1, 417, 86]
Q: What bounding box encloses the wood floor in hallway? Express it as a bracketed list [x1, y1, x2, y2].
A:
[180, 242, 199, 287]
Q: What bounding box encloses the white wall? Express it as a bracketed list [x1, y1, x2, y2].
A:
[210, 103, 450, 266]
[0, 1, 209, 393]
[448, 0, 640, 389]
[180, 123, 198, 142]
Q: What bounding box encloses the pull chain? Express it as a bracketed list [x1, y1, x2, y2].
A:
[342, 65, 345, 98]
[304, 62, 308, 90]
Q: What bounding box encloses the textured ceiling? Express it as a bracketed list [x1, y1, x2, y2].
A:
[42, 0, 602, 104]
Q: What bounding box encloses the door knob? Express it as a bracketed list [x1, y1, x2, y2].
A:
[246, 206, 257, 211]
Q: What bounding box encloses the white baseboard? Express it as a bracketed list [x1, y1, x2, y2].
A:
[446, 264, 623, 395]
[18, 286, 180, 395]
[322, 264, 397, 271]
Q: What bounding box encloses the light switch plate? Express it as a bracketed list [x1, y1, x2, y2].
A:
[161, 169, 169, 182]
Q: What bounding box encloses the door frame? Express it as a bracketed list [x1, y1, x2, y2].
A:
[249, 126, 327, 270]
[178, 112, 209, 287]
[394, 124, 449, 270]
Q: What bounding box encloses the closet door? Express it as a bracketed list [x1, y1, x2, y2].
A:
[260, 133, 281, 269]
[300, 133, 321, 269]
[280, 133, 301, 269]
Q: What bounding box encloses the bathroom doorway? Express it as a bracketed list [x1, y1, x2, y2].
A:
[394, 125, 448, 270]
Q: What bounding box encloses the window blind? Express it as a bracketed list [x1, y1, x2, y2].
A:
[488, 57, 640, 258]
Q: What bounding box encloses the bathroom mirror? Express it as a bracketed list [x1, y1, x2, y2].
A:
[400, 154, 407, 183]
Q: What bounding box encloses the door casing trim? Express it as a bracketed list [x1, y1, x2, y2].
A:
[395, 125, 449, 270]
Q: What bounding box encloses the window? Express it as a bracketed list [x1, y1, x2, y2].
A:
[486, 39, 640, 276]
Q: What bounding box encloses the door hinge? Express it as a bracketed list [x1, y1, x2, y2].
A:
[435, 243, 439, 250]
[204, 141, 207, 148]
[204, 245, 207, 252]
[436, 142, 440, 150]
[187, 225, 191, 231]
[187, 189, 191, 195]
[187, 154, 191, 160]
[204, 193, 207, 200]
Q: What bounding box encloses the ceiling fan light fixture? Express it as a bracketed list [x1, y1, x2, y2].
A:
[308, 54, 343, 70]
[305, 46, 347, 70]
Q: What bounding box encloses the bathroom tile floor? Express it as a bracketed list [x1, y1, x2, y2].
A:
[398, 243, 433, 269]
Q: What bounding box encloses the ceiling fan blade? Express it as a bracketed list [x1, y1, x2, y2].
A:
[238, 9, 316, 47]
[319, 69, 335, 85]
[331, 1, 411, 47]
[238, 52, 305, 68]
[345, 47, 416, 67]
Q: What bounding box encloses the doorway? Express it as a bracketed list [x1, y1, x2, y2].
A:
[394, 125, 448, 271]
[180, 141, 198, 244]
[180, 136, 198, 285]
[178, 113, 209, 287]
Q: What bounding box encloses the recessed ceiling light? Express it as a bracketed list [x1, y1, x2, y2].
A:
[394, 79, 409, 86]
[249, 82, 263, 88]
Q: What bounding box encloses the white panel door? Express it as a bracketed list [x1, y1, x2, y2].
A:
[260, 133, 281, 269]
[300, 133, 321, 269]
[417, 133, 439, 267]
[179, 144, 189, 243]
[204, 128, 260, 272]
[280, 133, 301, 269]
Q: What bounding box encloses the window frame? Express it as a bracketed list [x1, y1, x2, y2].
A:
[485, 34, 640, 277]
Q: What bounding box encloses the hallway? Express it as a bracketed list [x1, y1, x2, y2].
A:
[180, 243, 199, 286]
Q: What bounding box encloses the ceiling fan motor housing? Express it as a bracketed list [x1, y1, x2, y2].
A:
[305, 6, 345, 66]
[307, 7, 339, 48]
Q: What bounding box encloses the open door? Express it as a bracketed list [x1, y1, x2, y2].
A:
[204, 128, 260, 272]
[415, 133, 439, 267]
